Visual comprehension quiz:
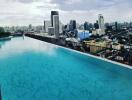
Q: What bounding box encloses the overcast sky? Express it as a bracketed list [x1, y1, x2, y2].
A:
[0, 0, 132, 26]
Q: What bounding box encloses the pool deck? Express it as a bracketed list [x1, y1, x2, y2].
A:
[25, 34, 132, 69]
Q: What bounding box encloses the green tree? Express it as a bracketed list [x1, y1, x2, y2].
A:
[0, 27, 5, 33]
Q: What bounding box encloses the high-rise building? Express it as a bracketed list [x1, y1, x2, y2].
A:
[84, 22, 89, 30]
[115, 22, 118, 31]
[94, 20, 99, 29]
[62, 25, 68, 35]
[48, 27, 54, 35]
[44, 20, 51, 33]
[53, 15, 59, 38]
[98, 14, 105, 29]
[98, 14, 105, 35]
[113, 22, 122, 31]
[28, 24, 32, 31]
[69, 20, 76, 31]
[51, 11, 59, 27]
[59, 22, 63, 33]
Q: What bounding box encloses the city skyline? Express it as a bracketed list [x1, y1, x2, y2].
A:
[0, 0, 132, 26]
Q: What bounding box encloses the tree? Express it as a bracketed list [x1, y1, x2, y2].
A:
[0, 27, 4, 33]
[0, 27, 11, 38]
[0, 32, 11, 38]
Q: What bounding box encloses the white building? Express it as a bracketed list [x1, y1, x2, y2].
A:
[44, 20, 51, 33]
[92, 29, 104, 36]
[98, 14, 105, 35]
[53, 15, 60, 39]
[112, 43, 123, 50]
[48, 27, 54, 36]
[59, 22, 63, 33]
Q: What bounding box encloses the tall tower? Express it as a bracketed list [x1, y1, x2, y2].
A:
[51, 11, 59, 27]
[94, 20, 99, 29]
[44, 20, 51, 33]
[44, 21, 46, 32]
[84, 22, 89, 30]
[69, 20, 76, 31]
[115, 22, 118, 32]
[98, 14, 105, 34]
[53, 15, 59, 39]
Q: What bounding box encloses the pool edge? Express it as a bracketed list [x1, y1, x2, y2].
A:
[26, 36, 132, 70]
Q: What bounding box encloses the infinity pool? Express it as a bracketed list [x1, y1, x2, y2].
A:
[0, 37, 132, 100]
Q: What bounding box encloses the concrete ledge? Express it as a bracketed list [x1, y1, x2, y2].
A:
[25, 34, 58, 45]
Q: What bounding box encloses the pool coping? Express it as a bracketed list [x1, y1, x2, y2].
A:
[41, 39, 132, 70]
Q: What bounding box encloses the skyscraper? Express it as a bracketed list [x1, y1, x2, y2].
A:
[48, 27, 54, 36]
[98, 14, 105, 35]
[69, 20, 76, 31]
[44, 20, 51, 33]
[53, 15, 59, 38]
[84, 22, 89, 30]
[28, 24, 32, 31]
[115, 22, 118, 32]
[94, 20, 99, 29]
[51, 11, 59, 27]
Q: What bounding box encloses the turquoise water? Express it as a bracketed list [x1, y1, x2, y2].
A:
[0, 37, 132, 100]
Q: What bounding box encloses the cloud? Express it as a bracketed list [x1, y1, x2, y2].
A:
[13, 0, 35, 3]
[50, 0, 116, 11]
[0, 0, 132, 26]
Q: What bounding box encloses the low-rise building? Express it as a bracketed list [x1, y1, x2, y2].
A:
[92, 29, 105, 36]
[124, 44, 132, 49]
[112, 43, 123, 50]
[84, 40, 111, 53]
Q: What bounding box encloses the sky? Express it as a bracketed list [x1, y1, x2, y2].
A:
[0, 0, 132, 26]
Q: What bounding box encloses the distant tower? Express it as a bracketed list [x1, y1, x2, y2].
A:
[29, 24, 32, 29]
[51, 11, 59, 27]
[44, 21, 46, 32]
[115, 22, 118, 32]
[53, 15, 60, 38]
[94, 20, 99, 29]
[44, 20, 51, 33]
[98, 14, 104, 29]
[98, 14, 105, 34]
[84, 22, 89, 30]
[69, 20, 76, 31]
[48, 27, 54, 35]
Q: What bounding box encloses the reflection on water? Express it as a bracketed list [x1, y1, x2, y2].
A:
[0, 38, 11, 49]
[0, 37, 58, 58]
[0, 36, 132, 100]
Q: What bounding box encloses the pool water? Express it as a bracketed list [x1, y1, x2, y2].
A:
[0, 37, 132, 100]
